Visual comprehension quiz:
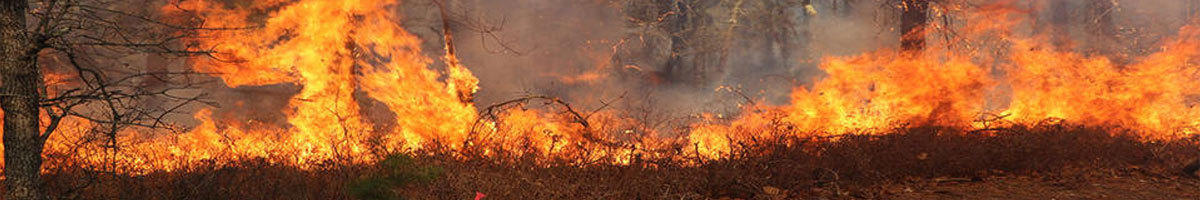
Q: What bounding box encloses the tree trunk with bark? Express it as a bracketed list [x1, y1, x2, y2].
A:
[0, 0, 47, 199]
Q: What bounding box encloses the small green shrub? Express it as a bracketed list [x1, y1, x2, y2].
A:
[348, 154, 443, 200]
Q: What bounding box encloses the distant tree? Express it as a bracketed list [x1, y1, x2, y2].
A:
[615, 0, 723, 86]
[614, 0, 821, 87]
[739, 0, 811, 76]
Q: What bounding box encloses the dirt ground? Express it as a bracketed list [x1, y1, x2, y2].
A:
[884, 170, 1200, 200]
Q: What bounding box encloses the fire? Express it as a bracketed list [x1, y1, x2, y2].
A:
[16, 0, 520, 171]
[688, 3, 1200, 157]
[157, 0, 488, 165]
[4, 1, 1200, 171]
[1005, 32, 1200, 135]
[126, 0, 582, 169]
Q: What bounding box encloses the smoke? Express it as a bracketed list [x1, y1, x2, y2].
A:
[30, 0, 1200, 171]
[386, 0, 892, 130]
[190, 0, 1200, 134]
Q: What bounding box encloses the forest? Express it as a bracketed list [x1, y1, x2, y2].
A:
[3, 0, 1200, 199]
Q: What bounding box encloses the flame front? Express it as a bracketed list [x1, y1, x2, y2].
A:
[7, 1, 1200, 171]
[688, 4, 1200, 157]
[147, 0, 479, 165]
[27, 0, 540, 171]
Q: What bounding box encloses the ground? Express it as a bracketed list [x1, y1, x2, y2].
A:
[890, 170, 1200, 199]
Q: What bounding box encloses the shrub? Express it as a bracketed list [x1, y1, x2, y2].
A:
[348, 154, 443, 200]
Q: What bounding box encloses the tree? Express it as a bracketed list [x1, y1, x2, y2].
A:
[616, 0, 723, 86]
[738, 0, 811, 78]
[0, 1, 216, 199]
[1, 1, 43, 199]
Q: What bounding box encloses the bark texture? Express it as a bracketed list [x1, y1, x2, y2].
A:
[0, 0, 46, 199]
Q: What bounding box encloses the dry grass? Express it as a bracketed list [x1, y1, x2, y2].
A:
[25, 123, 1200, 199]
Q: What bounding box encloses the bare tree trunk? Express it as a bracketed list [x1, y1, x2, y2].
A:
[900, 0, 929, 53]
[0, 0, 46, 199]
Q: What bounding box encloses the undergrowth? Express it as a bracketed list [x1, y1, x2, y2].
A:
[21, 124, 1200, 199]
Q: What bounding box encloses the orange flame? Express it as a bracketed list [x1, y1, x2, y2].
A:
[157, 0, 486, 165]
[4, 1, 1200, 171]
[688, 3, 1200, 157]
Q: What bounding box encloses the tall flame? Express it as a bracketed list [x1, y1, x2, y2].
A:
[157, 0, 486, 165]
[3, 1, 1199, 171]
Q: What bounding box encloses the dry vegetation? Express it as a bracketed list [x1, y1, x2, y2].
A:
[23, 123, 1200, 199]
[5, 1, 1200, 199]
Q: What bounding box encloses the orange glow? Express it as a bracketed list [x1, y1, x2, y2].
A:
[4, 1, 1200, 171]
[160, 0, 485, 166]
[686, 3, 1200, 158]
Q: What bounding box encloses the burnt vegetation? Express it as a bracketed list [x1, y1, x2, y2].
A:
[29, 123, 1200, 199]
[7, 0, 1200, 199]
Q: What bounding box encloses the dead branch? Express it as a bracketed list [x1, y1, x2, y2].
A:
[17, 0, 225, 162]
[469, 95, 621, 148]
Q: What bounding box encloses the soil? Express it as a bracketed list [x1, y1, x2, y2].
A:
[882, 170, 1200, 199]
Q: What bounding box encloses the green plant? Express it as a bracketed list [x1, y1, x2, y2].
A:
[348, 154, 443, 200]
